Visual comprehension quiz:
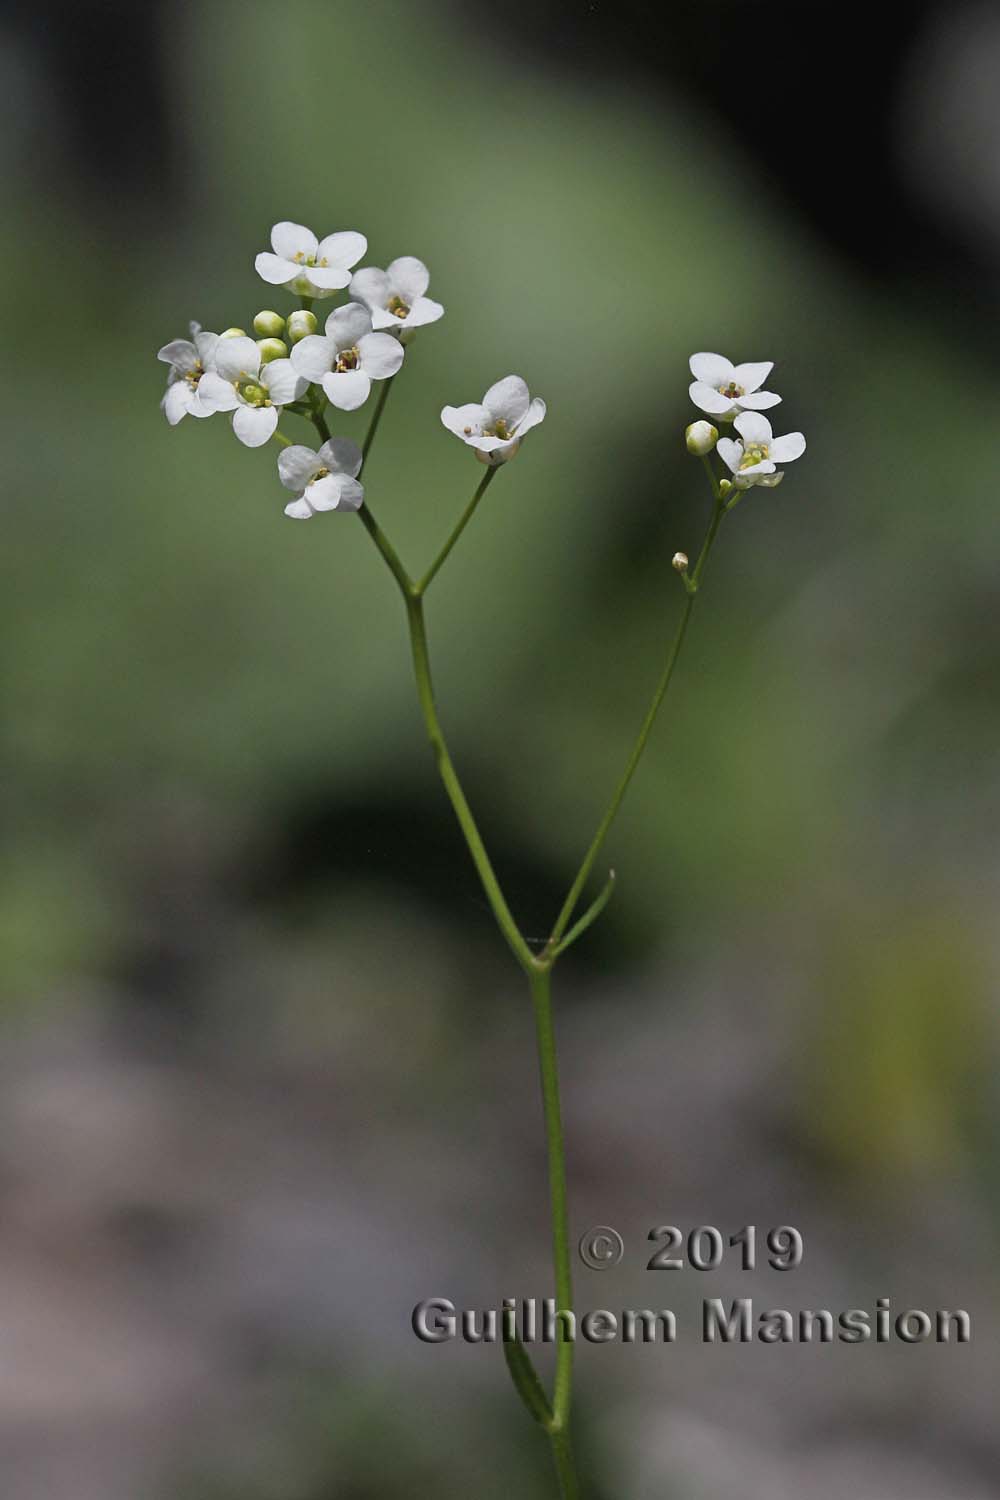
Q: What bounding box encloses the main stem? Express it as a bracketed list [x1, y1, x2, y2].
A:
[530, 966, 578, 1495]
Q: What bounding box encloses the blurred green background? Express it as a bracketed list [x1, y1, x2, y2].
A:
[1, 2, 997, 1497]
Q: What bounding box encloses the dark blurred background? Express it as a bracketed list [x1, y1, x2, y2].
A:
[1, 1, 998, 1496]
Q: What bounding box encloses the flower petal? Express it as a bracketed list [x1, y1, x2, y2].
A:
[271, 221, 317, 260]
[290, 335, 335, 382]
[387, 256, 430, 302]
[483, 375, 530, 424]
[349, 267, 392, 310]
[734, 411, 773, 445]
[441, 403, 488, 439]
[317, 230, 367, 269]
[321, 369, 372, 411]
[162, 380, 193, 424]
[324, 302, 373, 349]
[305, 264, 353, 291]
[737, 390, 782, 411]
[157, 338, 197, 371]
[194, 330, 219, 369]
[732, 361, 774, 394]
[689, 382, 734, 416]
[307, 473, 364, 512]
[284, 495, 314, 520]
[318, 437, 363, 478]
[197, 371, 238, 412]
[715, 438, 742, 475]
[358, 332, 405, 380]
[405, 296, 444, 327]
[767, 432, 806, 464]
[515, 396, 546, 437]
[305, 473, 346, 511]
[215, 336, 260, 382]
[255, 252, 298, 287]
[233, 404, 278, 448]
[689, 352, 734, 385]
[277, 445, 321, 492]
[261, 357, 305, 405]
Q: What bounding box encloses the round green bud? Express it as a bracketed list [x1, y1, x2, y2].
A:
[685, 420, 719, 456]
[286, 309, 318, 344]
[220, 326, 246, 339]
[253, 310, 286, 337]
[718, 478, 733, 498]
[256, 337, 289, 364]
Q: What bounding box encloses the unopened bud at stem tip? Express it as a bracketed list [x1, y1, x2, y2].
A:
[672, 551, 689, 574]
[220, 327, 246, 339]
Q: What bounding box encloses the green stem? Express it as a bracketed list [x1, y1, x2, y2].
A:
[271, 428, 294, 449]
[405, 592, 535, 973]
[311, 406, 331, 444]
[530, 966, 579, 1496]
[358, 504, 414, 597]
[547, 496, 725, 949]
[361, 375, 396, 469]
[418, 467, 497, 594]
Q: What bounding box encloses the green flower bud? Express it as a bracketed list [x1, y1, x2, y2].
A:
[220, 327, 246, 339]
[256, 337, 289, 364]
[685, 420, 718, 456]
[286, 309, 318, 344]
[718, 478, 733, 498]
[253, 310, 286, 337]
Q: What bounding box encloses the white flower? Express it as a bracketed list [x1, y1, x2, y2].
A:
[197, 336, 307, 447]
[441, 376, 546, 465]
[278, 438, 364, 519]
[716, 412, 805, 488]
[290, 303, 404, 411]
[349, 256, 444, 331]
[689, 352, 781, 421]
[254, 221, 367, 299]
[157, 323, 220, 424]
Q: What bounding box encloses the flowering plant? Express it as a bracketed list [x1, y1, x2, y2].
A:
[159, 221, 805, 1496]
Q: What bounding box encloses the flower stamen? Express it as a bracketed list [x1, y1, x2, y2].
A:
[336, 347, 361, 372]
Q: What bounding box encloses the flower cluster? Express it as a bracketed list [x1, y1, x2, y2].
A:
[157, 219, 547, 520]
[686, 351, 805, 490]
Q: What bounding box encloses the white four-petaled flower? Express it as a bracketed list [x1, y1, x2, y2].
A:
[716, 412, 806, 488]
[278, 438, 364, 519]
[290, 303, 404, 410]
[689, 352, 781, 421]
[349, 256, 444, 331]
[441, 376, 546, 464]
[255, 221, 367, 299]
[198, 336, 307, 448]
[157, 323, 220, 424]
